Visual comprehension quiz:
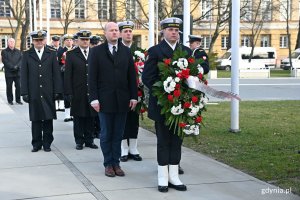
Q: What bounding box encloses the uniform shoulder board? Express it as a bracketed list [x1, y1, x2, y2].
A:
[23, 49, 29, 52]
[197, 47, 205, 52]
[48, 48, 56, 51]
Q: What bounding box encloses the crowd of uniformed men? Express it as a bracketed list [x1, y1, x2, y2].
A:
[1, 17, 209, 192]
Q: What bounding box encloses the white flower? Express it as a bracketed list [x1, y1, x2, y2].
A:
[188, 105, 200, 117]
[163, 77, 176, 93]
[173, 58, 188, 70]
[183, 124, 200, 135]
[201, 96, 209, 105]
[171, 104, 184, 115]
[134, 51, 145, 61]
[197, 64, 204, 74]
[174, 77, 181, 82]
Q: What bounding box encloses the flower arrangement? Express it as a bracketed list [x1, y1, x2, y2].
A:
[152, 47, 208, 137]
[133, 49, 148, 117]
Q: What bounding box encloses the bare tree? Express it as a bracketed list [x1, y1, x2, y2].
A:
[275, 0, 294, 69]
[4, 0, 26, 40]
[242, 0, 275, 62]
[59, 0, 86, 34]
[295, 16, 300, 49]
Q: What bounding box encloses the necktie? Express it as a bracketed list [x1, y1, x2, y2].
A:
[112, 46, 116, 56]
[38, 50, 40, 53]
[83, 50, 87, 57]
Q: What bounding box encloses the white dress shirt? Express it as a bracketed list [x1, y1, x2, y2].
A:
[79, 47, 89, 60]
[164, 39, 177, 51]
[35, 47, 44, 60]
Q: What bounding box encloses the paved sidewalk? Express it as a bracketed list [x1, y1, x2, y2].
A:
[0, 72, 299, 200]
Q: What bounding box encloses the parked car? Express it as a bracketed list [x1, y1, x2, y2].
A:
[216, 47, 277, 71]
[280, 48, 300, 70]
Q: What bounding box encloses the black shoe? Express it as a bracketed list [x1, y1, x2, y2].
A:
[16, 101, 23, 105]
[120, 155, 128, 162]
[158, 186, 168, 192]
[8, 102, 13, 105]
[44, 147, 51, 152]
[85, 143, 98, 149]
[168, 182, 187, 191]
[76, 144, 83, 150]
[31, 147, 41, 152]
[57, 109, 65, 112]
[129, 153, 142, 161]
[179, 166, 184, 174]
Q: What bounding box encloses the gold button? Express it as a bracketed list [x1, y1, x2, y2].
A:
[40, 85, 42, 87]
[39, 75, 42, 77]
[41, 96, 43, 98]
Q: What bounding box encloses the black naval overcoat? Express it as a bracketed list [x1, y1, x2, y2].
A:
[142, 39, 192, 122]
[20, 47, 63, 121]
[64, 47, 97, 117]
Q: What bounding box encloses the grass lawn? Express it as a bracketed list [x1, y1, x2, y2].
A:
[140, 100, 300, 195]
[216, 69, 291, 78]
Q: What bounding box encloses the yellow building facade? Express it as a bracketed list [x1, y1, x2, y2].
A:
[0, 0, 299, 64]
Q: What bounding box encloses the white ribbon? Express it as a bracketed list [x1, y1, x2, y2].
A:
[186, 76, 241, 101]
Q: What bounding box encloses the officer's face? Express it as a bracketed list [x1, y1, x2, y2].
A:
[189, 41, 201, 51]
[104, 22, 119, 43]
[120, 28, 133, 43]
[78, 38, 90, 49]
[32, 39, 46, 50]
[52, 40, 60, 47]
[163, 27, 180, 44]
[64, 39, 73, 48]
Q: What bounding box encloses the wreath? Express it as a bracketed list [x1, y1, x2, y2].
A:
[152, 47, 208, 138]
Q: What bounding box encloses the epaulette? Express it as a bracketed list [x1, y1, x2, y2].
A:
[23, 49, 29, 52]
[48, 48, 56, 51]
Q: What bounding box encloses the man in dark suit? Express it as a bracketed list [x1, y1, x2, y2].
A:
[1, 38, 22, 105]
[88, 22, 138, 177]
[57, 34, 74, 121]
[64, 30, 98, 150]
[118, 21, 142, 162]
[50, 35, 63, 52]
[20, 30, 63, 152]
[142, 17, 191, 192]
[187, 35, 210, 75]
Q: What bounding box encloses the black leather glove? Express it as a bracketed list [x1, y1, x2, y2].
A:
[22, 95, 29, 103]
[54, 93, 61, 100]
[65, 95, 73, 102]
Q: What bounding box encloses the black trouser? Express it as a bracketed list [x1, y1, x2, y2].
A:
[155, 121, 183, 166]
[123, 110, 139, 139]
[5, 76, 20, 103]
[31, 120, 54, 148]
[73, 116, 94, 145]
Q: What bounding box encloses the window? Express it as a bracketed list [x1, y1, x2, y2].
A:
[260, 35, 271, 47]
[280, 35, 288, 48]
[241, 0, 252, 21]
[241, 35, 250, 47]
[280, 0, 290, 21]
[0, 0, 10, 17]
[98, 0, 109, 19]
[201, 0, 212, 21]
[261, 0, 271, 21]
[75, 0, 85, 19]
[126, 0, 139, 19]
[0, 35, 8, 49]
[202, 35, 211, 49]
[50, 0, 61, 18]
[26, 37, 32, 49]
[221, 35, 229, 49]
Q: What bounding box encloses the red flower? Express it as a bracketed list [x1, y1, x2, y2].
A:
[183, 102, 191, 108]
[175, 83, 180, 89]
[140, 108, 147, 113]
[164, 58, 171, 66]
[176, 72, 183, 79]
[167, 94, 173, 102]
[137, 90, 143, 97]
[204, 80, 208, 85]
[195, 116, 203, 123]
[191, 96, 198, 103]
[173, 90, 181, 97]
[138, 61, 144, 66]
[181, 69, 190, 79]
[198, 73, 203, 80]
[188, 57, 195, 63]
[179, 122, 187, 128]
